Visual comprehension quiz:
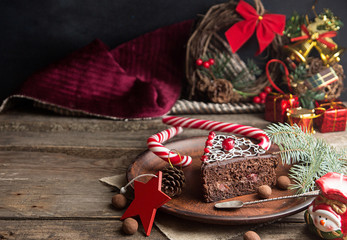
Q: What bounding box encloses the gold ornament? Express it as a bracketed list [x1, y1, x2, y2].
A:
[284, 24, 345, 66]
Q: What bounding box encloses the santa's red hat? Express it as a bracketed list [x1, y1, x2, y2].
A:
[316, 172, 347, 204]
[311, 204, 341, 222]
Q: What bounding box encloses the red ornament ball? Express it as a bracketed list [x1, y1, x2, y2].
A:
[253, 96, 261, 104]
[196, 58, 203, 66]
[122, 218, 138, 235]
[222, 138, 234, 151]
[264, 86, 272, 93]
[259, 92, 267, 100]
[204, 147, 210, 153]
[203, 61, 210, 69]
[208, 58, 215, 65]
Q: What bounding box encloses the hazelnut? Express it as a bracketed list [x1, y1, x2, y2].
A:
[257, 185, 272, 199]
[244, 230, 261, 240]
[122, 217, 138, 235]
[111, 194, 127, 209]
[277, 176, 291, 190]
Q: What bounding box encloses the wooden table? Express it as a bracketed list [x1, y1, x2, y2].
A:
[0, 107, 346, 239]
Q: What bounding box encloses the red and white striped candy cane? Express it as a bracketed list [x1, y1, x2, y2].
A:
[147, 126, 192, 167]
[162, 116, 271, 150]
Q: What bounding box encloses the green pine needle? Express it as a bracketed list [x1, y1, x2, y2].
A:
[265, 123, 347, 193]
[246, 59, 262, 76]
[290, 63, 307, 82]
[284, 11, 305, 38]
[198, 53, 262, 91]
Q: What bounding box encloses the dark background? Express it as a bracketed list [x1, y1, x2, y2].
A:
[0, 0, 346, 102]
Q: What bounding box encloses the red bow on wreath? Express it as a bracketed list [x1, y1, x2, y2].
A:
[225, 0, 286, 55]
[291, 24, 337, 49]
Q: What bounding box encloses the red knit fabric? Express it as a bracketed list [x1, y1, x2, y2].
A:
[14, 20, 193, 119]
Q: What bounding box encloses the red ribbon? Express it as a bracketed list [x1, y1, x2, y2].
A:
[225, 0, 286, 55]
[266, 59, 292, 93]
[291, 25, 337, 49]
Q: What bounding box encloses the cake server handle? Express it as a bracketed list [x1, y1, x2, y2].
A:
[214, 190, 320, 209]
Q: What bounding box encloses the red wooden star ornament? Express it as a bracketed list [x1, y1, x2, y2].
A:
[121, 171, 171, 236]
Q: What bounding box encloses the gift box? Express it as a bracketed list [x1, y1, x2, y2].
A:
[314, 102, 347, 133]
[286, 107, 316, 133]
[265, 93, 300, 123]
[305, 67, 339, 90]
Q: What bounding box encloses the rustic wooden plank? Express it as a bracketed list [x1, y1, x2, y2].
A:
[0, 110, 272, 159]
[0, 219, 166, 240]
[0, 151, 131, 218]
[0, 219, 321, 240]
[1, 129, 345, 160]
[279, 212, 305, 222]
[0, 109, 268, 133]
[0, 109, 345, 240]
[1, 110, 345, 149]
[0, 111, 270, 159]
[0, 130, 149, 151]
[315, 130, 347, 148]
[0, 108, 164, 132]
[255, 222, 320, 240]
[155, 210, 315, 239]
[156, 211, 317, 240]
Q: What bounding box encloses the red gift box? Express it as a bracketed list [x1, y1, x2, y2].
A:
[314, 102, 347, 133]
[265, 93, 300, 123]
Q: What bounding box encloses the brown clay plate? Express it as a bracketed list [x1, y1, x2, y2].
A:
[127, 136, 314, 225]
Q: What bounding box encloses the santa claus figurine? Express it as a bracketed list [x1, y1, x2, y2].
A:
[305, 172, 347, 239]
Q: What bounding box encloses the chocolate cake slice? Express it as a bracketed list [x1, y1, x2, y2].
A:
[200, 132, 279, 202]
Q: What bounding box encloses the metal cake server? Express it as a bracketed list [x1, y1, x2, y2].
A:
[214, 190, 320, 209]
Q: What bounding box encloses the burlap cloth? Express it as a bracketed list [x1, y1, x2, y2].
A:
[100, 174, 276, 240]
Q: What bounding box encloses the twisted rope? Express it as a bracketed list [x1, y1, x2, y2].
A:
[169, 99, 264, 114]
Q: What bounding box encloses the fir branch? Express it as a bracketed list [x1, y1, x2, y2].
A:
[266, 123, 312, 151]
[233, 89, 258, 97]
[232, 59, 261, 90]
[318, 9, 344, 31]
[299, 90, 326, 109]
[272, 147, 309, 165]
[231, 69, 247, 89]
[288, 164, 317, 193]
[246, 59, 262, 76]
[290, 63, 307, 82]
[284, 11, 305, 38]
[216, 53, 234, 78]
[265, 122, 347, 193]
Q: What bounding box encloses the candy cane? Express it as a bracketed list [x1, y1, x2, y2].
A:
[148, 116, 271, 167]
[162, 116, 271, 150]
[147, 126, 192, 167]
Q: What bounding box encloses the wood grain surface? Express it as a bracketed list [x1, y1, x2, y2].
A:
[0, 108, 345, 239]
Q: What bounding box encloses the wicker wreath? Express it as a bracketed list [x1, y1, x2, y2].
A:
[290, 57, 345, 99]
[307, 58, 345, 100]
[185, 0, 285, 103]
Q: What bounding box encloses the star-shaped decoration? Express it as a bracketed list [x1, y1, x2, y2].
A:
[121, 171, 171, 236]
